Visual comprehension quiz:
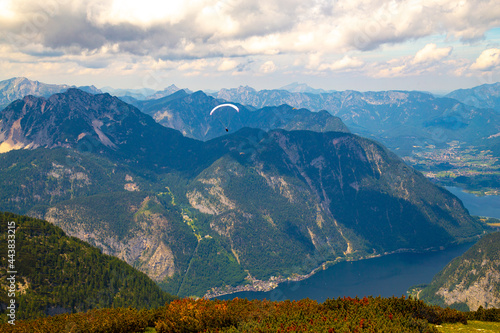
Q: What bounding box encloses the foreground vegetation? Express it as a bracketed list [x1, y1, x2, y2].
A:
[2, 296, 499, 332]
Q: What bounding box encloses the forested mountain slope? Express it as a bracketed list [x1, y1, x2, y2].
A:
[0, 89, 485, 297]
[0, 211, 176, 321]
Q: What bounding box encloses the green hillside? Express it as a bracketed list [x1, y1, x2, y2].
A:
[0, 212, 176, 321]
[416, 232, 500, 311]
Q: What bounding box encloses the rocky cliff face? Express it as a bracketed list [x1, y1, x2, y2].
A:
[0, 211, 175, 320]
[0, 88, 151, 153]
[419, 232, 500, 310]
[435, 263, 500, 310]
[36, 193, 197, 283]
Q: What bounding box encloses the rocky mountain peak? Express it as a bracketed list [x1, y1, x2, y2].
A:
[0, 89, 153, 153]
[0, 77, 102, 109]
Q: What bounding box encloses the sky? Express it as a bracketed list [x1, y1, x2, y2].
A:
[1, 0, 500, 93]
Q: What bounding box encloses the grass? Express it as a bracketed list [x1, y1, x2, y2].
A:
[435, 321, 500, 332]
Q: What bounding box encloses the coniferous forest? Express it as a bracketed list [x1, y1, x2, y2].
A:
[0, 212, 176, 321]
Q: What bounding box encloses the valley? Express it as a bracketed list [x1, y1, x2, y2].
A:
[0, 78, 498, 328]
[1, 1, 500, 330]
[405, 142, 499, 195]
[0, 87, 486, 299]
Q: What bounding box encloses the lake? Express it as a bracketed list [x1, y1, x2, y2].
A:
[218, 186, 496, 302]
[445, 186, 500, 219]
[218, 243, 474, 302]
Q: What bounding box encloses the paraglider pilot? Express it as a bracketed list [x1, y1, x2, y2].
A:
[210, 103, 239, 133]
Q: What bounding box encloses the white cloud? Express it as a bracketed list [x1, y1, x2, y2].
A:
[371, 49, 462, 78]
[218, 59, 239, 71]
[2, 0, 499, 59]
[260, 60, 276, 73]
[412, 43, 452, 64]
[470, 48, 500, 71]
[318, 56, 364, 71]
[89, 0, 190, 26]
[178, 59, 210, 71]
[0, 0, 499, 90]
[0, 0, 16, 20]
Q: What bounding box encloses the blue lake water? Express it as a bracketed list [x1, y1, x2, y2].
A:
[218, 186, 497, 302]
[218, 242, 474, 302]
[445, 186, 500, 219]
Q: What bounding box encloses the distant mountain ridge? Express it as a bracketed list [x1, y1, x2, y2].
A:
[101, 84, 193, 101]
[279, 82, 333, 94]
[0, 88, 485, 297]
[3, 78, 499, 158]
[0, 77, 101, 109]
[100, 86, 156, 100]
[446, 82, 500, 112]
[130, 90, 349, 141]
[210, 85, 500, 159]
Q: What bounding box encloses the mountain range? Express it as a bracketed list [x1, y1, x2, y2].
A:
[209, 86, 500, 155]
[128, 89, 349, 141]
[0, 77, 190, 108]
[278, 82, 334, 94]
[0, 77, 101, 110]
[446, 82, 500, 112]
[0, 88, 486, 298]
[101, 84, 192, 101]
[2, 77, 498, 159]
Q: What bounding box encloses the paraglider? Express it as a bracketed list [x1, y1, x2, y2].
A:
[209, 103, 239, 132]
[210, 103, 239, 115]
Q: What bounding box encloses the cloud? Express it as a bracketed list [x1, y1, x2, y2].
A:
[318, 56, 364, 71]
[218, 59, 239, 71]
[412, 44, 452, 64]
[178, 59, 210, 71]
[259, 60, 276, 73]
[0, 0, 499, 90]
[1, 0, 499, 60]
[470, 48, 500, 71]
[372, 46, 459, 78]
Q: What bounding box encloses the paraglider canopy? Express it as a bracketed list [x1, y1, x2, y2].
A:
[210, 103, 239, 132]
[210, 103, 239, 115]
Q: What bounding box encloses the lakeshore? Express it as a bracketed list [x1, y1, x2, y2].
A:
[205, 243, 476, 299]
